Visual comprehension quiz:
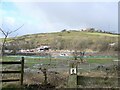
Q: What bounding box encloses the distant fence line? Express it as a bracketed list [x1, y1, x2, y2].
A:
[0, 57, 24, 86]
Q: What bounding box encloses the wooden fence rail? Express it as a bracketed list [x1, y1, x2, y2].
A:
[68, 74, 119, 88]
[0, 57, 24, 85]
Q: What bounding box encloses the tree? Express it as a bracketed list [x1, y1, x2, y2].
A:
[61, 29, 67, 32]
[39, 67, 48, 85]
[0, 24, 24, 56]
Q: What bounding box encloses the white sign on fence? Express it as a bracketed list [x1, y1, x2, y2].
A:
[70, 68, 77, 75]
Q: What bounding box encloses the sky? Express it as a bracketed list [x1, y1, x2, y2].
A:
[0, 0, 119, 37]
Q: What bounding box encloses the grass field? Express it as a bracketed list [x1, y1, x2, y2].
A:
[2, 55, 117, 63]
[2, 55, 117, 68]
[1, 55, 118, 89]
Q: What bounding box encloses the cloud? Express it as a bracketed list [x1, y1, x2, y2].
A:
[33, 2, 118, 32]
[5, 16, 15, 25]
[3, 0, 119, 2]
[11, 2, 67, 33]
[0, 1, 118, 36]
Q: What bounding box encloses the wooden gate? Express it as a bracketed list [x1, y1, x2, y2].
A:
[0, 57, 24, 85]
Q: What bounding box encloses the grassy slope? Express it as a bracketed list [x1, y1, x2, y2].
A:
[11, 31, 118, 45]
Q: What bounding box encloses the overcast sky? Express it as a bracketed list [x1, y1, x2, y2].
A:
[0, 0, 119, 37]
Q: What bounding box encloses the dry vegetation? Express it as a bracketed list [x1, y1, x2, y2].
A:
[3, 30, 119, 52]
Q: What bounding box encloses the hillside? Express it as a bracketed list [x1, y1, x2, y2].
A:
[1, 30, 119, 51]
[15, 31, 118, 43]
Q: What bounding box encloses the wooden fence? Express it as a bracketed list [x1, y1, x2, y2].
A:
[0, 57, 24, 85]
[68, 74, 119, 88]
[77, 75, 118, 87]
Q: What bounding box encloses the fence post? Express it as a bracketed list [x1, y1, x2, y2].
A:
[68, 61, 78, 88]
[68, 74, 77, 88]
[21, 57, 24, 86]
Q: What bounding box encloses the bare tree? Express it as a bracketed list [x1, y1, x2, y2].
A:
[39, 67, 48, 85]
[0, 24, 24, 56]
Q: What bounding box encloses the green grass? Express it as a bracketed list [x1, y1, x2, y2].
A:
[2, 56, 116, 66]
[2, 83, 22, 90]
[86, 32, 118, 37]
[87, 58, 113, 64]
[2, 56, 68, 68]
[2, 56, 18, 61]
